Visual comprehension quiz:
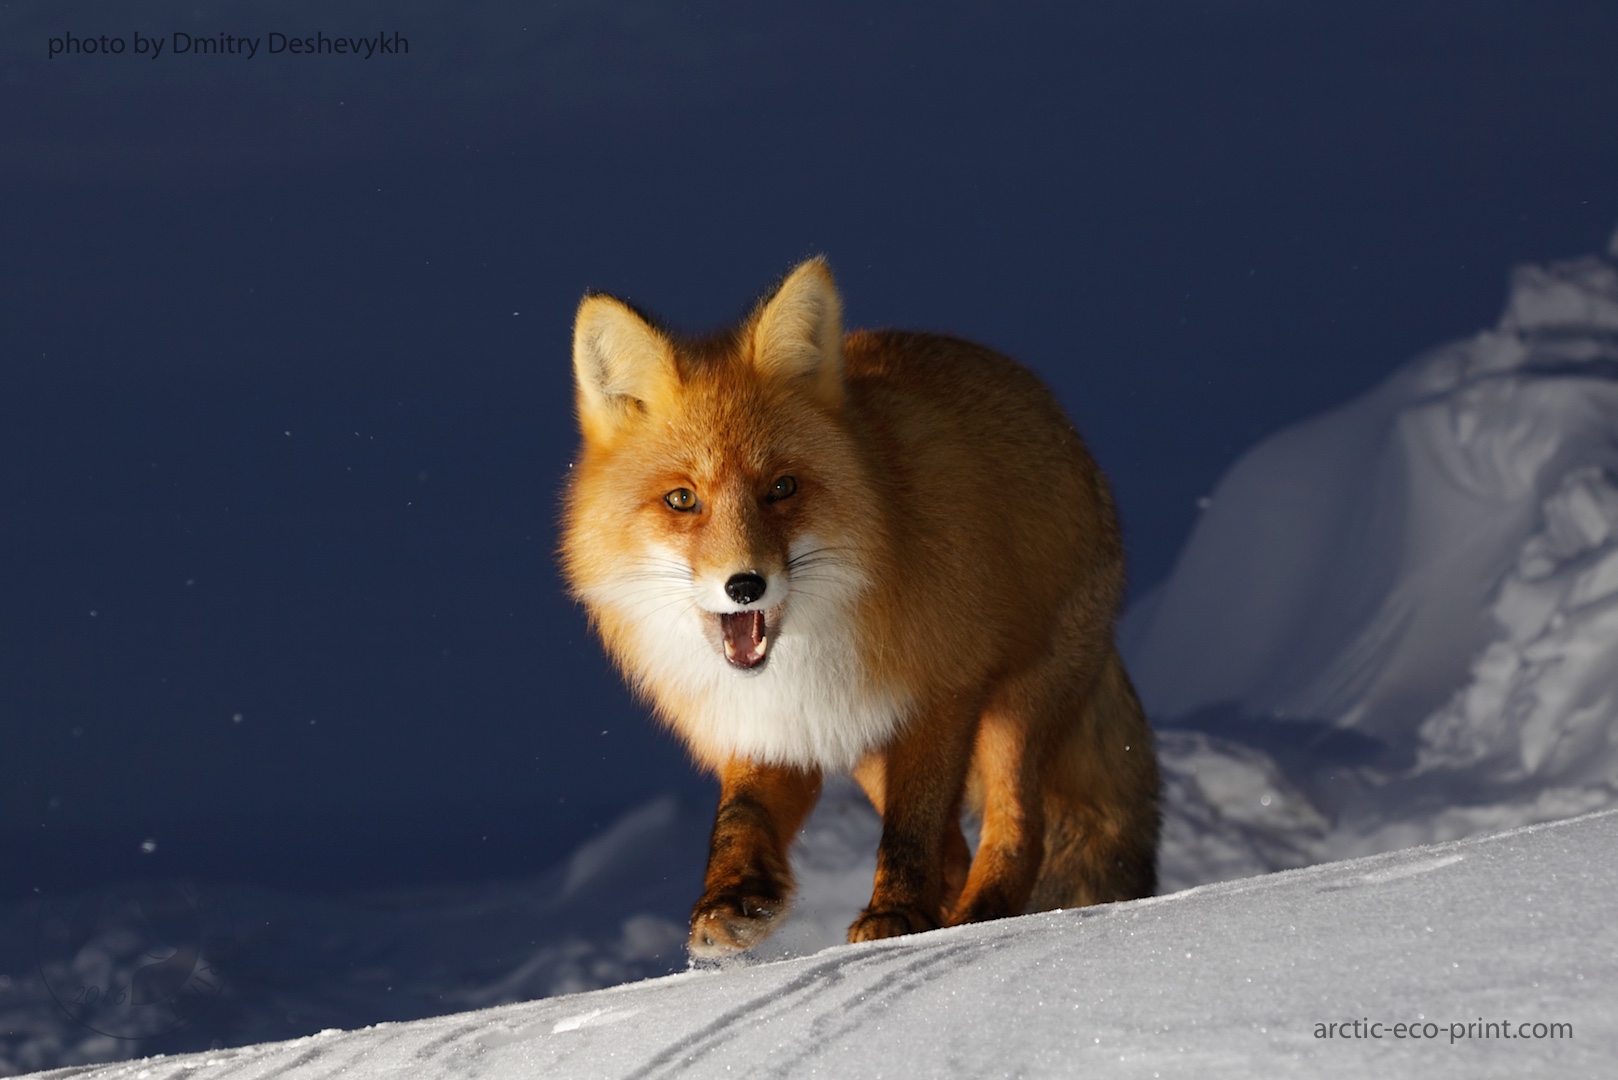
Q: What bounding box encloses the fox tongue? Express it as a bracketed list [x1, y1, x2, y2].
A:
[721, 610, 768, 668]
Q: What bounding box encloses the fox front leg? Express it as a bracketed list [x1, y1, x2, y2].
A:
[848, 705, 978, 943]
[689, 759, 822, 958]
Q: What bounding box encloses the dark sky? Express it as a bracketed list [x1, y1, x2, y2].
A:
[4, 0, 1616, 898]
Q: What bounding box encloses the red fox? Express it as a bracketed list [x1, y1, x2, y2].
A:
[561, 258, 1159, 956]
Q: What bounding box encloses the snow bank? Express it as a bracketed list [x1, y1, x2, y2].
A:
[23, 808, 1617, 1079]
[1123, 248, 1618, 860]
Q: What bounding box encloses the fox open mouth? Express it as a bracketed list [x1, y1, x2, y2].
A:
[718, 609, 772, 671]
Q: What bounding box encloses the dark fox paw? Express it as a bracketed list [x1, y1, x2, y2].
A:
[946, 887, 1024, 927]
[846, 905, 940, 944]
[689, 892, 787, 958]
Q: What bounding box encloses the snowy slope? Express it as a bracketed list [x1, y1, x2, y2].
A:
[22, 807, 1618, 1079]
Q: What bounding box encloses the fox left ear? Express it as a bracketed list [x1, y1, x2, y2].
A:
[750, 257, 844, 409]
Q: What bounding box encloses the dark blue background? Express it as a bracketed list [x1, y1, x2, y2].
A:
[4, 1, 1616, 899]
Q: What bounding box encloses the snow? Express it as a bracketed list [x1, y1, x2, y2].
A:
[1122, 246, 1618, 862]
[7, 241, 1618, 1075]
[17, 808, 1618, 1078]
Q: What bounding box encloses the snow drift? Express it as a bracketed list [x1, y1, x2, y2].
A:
[1126, 242, 1618, 866]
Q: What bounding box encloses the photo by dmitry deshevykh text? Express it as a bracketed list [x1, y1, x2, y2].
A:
[47, 31, 410, 60]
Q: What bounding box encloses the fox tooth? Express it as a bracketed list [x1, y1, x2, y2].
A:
[723, 632, 768, 662]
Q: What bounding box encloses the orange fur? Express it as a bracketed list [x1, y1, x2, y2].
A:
[560, 258, 1159, 955]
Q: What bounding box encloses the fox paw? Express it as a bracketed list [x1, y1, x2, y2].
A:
[847, 905, 940, 944]
[689, 892, 786, 958]
[947, 889, 1023, 927]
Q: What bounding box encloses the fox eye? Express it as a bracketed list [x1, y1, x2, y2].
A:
[664, 487, 699, 512]
[765, 475, 798, 503]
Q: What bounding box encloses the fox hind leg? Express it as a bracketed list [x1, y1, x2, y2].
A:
[1031, 651, 1160, 908]
[948, 706, 1052, 925]
[951, 616, 1158, 922]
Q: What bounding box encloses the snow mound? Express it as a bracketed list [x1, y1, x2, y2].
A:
[1123, 244, 1618, 859]
[22, 808, 1618, 1079]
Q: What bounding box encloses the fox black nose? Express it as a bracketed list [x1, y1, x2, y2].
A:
[725, 573, 767, 606]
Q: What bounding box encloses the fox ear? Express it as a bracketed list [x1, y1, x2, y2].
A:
[750, 257, 843, 409]
[572, 294, 676, 440]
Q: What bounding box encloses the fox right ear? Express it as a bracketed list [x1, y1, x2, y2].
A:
[572, 294, 676, 441]
[750, 257, 844, 410]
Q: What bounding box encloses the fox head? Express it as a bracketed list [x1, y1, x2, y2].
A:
[562, 258, 884, 698]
